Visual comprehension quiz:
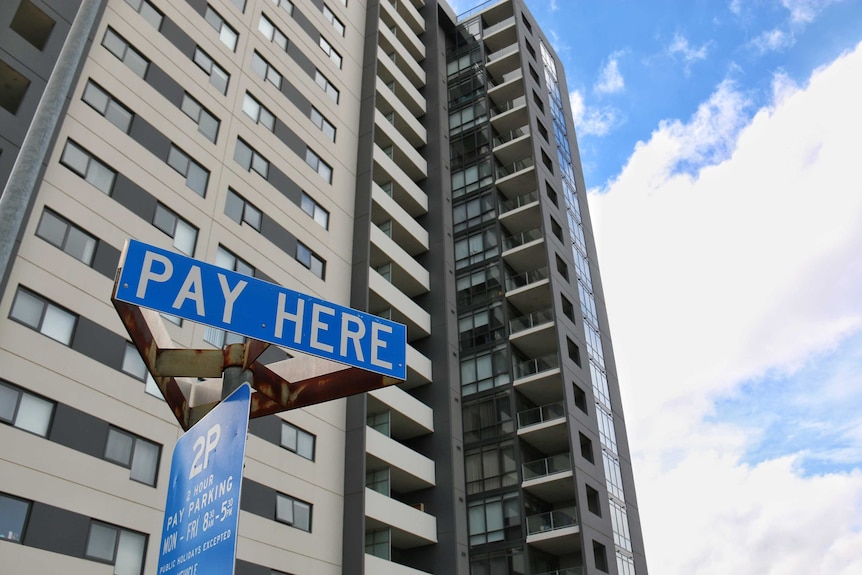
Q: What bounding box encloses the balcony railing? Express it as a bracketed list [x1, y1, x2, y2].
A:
[503, 226, 542, 250]
[491, 95, 526, 116]
[505, 266, 548, 291]
[526, 507, 578, 535]
[510, 308, 553, 335]
[483, 15, 514, 36]
[517, 401, 564, 428]
[513, 353, 558, 380]
[522, 453, 572, 481]
[487, 43, 519, 63]
[487, 69, 522, 88]
[536, 568, 585, 575]
[493, 126, 530, 147]
[496, 157, 534, 179]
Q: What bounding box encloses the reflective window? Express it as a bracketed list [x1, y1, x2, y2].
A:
[225, 188, 262, 230]
[251, 51, 282, 89]
[9, 287, 76, 345]
[0, 59, 30, 114]
[102, 28, 149, 78]
[193, 47, 229, 94]
[0, 493, 31, 543]
[314, 69, 339, 103]
[85, 520, 147, 574]
[36, 209, 97, 265]
[82, 81, 133, 133]
[258, 14, 287, 51]
[610, 499, 632, 551]
[124, 0, 163, 29]
[318, 36, 342, 68]
[204, 5, 238, 51]
[60, 140, 116, 195]
[104, 426, 161, 486]
[296, 242, 325, 279]
[365, 529, 389, 560]
[276, 493, 311, 531]
[280, 421, 315, 460]
[216, 245, 254, 276]
[234, 138, 269, 178]
[464, 440, 517, 494]
[271, 0, 294, 16]
[470, 546, 526, 575]
[456, 262, 501, 308]
[367, 411, 389, 436]
[467, 492, 520, 545]
[152, 203, 197, 256]
[365, 468, 389, 495]
[0, 380, 54, 437]
[301, 192, 329, 229]
[309, 107, 336, 141]
[462, 391, 513, 443]
[454, 227, 498, 269]
[241, 92, 275, 131]
[458, 303, 504, 350]
[230, 0, 246, 11]
[11, 0, 56, 50]
[121, 342, 161, 399]
[181, 93, 219, 142]
[460, 345, 509, 396]
[322, 5, 344, 36]
[453, 191, 495, 233]
[167, 145, 209, 196]
[304, 148, 332, 183]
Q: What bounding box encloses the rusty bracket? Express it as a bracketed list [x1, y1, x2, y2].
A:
[111, 272, 399, 431]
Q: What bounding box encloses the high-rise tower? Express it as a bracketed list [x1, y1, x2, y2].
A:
[0, 1, 646, 574]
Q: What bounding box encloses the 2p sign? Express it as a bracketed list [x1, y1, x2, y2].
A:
[158, 383, 250, 575]
[114, 239, 407, 379]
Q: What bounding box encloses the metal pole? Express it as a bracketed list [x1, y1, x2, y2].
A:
[0, 0, 106, 288]
[221, 366, 253, 400]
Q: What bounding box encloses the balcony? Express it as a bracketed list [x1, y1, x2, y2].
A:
[370, 226, 430, 297]
[487, 71, 523, 105]
[505, 266, 551, 313]
[536, 569, 585, 575]
[499, 189, 540, 236]
[365, 554, 432, 575]
[368, 385, 434, 440]
[490, 95, 528, 134]
[486, 43, 520, 78]
[517, 401, 569, 453]
[509, 308, 556, 357]
[522, 453, 575, 503]
[502, 226, 544, 273]
[526, 507, 581, 555]
[368, 267, 431, 340]
[371, 183, 428, 256]
[373, 148, 427, 217]
[493, 126, 532, 167]
[513, 360, 564, 418]
[365, 488, 437, 547]
[483, 15, 516, 53]
[495, 156, 536, 199]
[366, 426, 435, 491]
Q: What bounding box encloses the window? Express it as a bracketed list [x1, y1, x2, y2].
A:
[296, 242, 325, 278]
[167, 145, 209, 196]
[193, 47, 229, 94]
[365, 529, 389, 560]
[216, 245, 254, 275]
[525, 40, 536, 60]
[82, 81, 133, 133]
[322, 5, 345, 36]
[545, 181, 558, 206]
[0, 380, 54, 437]
[230, 0, 246, 11]
[532, 90, 545, 113]
[124, 0, 163, 29]
[251, 52, 281, 89]
[367, 411, 389, 436]
[309, 107, 336, 141]
[318, 36, 342, 68]
[573, 382, 588, 413]
[304, 148, 332, 183]
[280, 421, 315, 460]
[550, 216, 563, 242]
[561, 294, 575, 322]
[121, 342, 162, 398]
[521, 13, 533, 34]
[301, 192, 329, 228]
[530, 63, 540, 84]
[537, 120, 549, 142]
[9, 287, 76, 345]
[153, 204, 197, 256]
[0, 59, 31, 114]
[586, 484, 601, 516]
[467, 492, 520, 545]
[610, 500, 632, 551]
[11, 0, 56, 50]
[542, 149, 554, 173]
[104, 426, 160, 485]
[276, 493, 311, 531]
[234, 138, 269, 178]
[181, 93, 219, 142]
[555, 253, 569, 281]
[60, 140, 116, 194]
[272, 0, 294, 16]
[36, 209, 97, 265]
[242, 92, 275, 131]
[204, 5, 238, 51]
[85, 520, 148, 574]
[580, 432, 595, 463]
[0, 493, 31, 543]
[102, 28, 149, 78]
[454, 227, 498, 269]
[225, 188, 261, 230]
[314, 69, 339, 103]
[258, 14, 287, 51]
[462, 391, 514, 443]
[365, 468, 389, 495]
[567, 337, 582, 367]
[464, 440, 517, 494]
[593, 540, 609, 572]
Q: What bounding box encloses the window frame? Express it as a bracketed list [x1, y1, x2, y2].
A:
[296, 242, 325, 279]
[314, 69, 339, 103]
[251, 51, 282, 89]
[234, 138, 270, 179]
[204, 4, 238, 51]
[35, 208, 98, 266]
[225, 188, 262, 231]
[309, 106, 336, 141]
[280, 420, 315, 460]
[9, 287, 77, 346]
[242, 92, 275, 131]
[104, 425, 161, 486]
[102, 28, 149, 78]
[0, 380, 55, 438]
[304, 147, 332, 183]
[152, 203, 198, 256]
[300, 192, 329, 229]
[318, 35, 342, 68]
[167, 144, 209, 196]
[275, 493, 312, 532]
[84, 520, 148, 574]
[322, 5, 345, 36]
[0, 492, 32, 544]
[258, 14, 288, 51]
[181, 92, 220, 143]
[82, 80, 133, 133]
[60, 140, 117, 195]
[124, 0, 163, 29]
[193, 46, 230, 94]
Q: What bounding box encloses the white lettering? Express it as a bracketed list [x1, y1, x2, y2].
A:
[309, 303, 335, 353]
[370, 322, 393, 370]
[274, 294, 304, 342]
[135, 251, 173, 298]
[217, 274, 247, 324]
[340, 314, 365, 361]
[172, 266, 205, 317]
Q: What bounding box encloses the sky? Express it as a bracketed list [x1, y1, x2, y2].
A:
[445, 0, 862, 572]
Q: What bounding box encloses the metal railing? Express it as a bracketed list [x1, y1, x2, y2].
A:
[536, 568, 585, 575]
[491, 95, 526, 116]
[493, 126, 530, 148]
[522, 453, 572, 481]
[513, 354, 559, 380]
[482, 15, 515, 36]
[503, 226, 542, 250]
[517, 401, 565, 428]
[505, 266, 548, 291]
[526, 507, 578, 535]
[496, 157, 534, 179]
[509, 308, 553, 335]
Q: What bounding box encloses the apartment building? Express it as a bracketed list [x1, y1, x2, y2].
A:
[0, 1, 647, 574]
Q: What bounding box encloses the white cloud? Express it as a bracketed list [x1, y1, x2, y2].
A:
[750, 27, 796, 53]
[595, 53, 625, 94]
[668, 34, 710, 69]
[589, 41, 862, 573]
[781, 0, 843, 23]
[570, 90, 622, 136]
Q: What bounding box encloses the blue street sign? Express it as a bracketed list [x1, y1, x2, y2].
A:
[158, 383, 251, 575]
[114, 239, 407, 379]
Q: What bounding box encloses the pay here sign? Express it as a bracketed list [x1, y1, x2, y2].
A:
[114, 239, 407, 379]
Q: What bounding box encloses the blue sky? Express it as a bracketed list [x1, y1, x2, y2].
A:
[445, 1, 862, 572]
